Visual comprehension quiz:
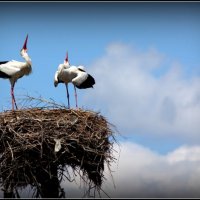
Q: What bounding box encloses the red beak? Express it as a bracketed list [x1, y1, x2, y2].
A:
[22, 34, 28, 50]
[65, 51, 68, 62]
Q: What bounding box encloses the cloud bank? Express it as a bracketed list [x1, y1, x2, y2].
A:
[83, 42, 200, 142]
[61, 142, 200, 198]
[102, 142, 200, 198]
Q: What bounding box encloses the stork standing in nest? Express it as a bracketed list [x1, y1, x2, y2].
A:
[54, 52, 95, 109]
[0, 35, 32, 110]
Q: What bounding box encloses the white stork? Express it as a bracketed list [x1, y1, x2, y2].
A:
[54, 52, 95, 108]
[0, 34, 32, 110]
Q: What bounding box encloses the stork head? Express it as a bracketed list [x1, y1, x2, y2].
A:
[21, 34, 28, 53]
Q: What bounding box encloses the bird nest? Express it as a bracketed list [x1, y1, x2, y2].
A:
[0, 97, 116, 198]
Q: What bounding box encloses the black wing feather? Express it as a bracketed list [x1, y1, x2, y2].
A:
[0, 61, 9, 65]
[0, 71, 11, 79]
[0, 61, 11, 79]
[76, 74, 95, 89]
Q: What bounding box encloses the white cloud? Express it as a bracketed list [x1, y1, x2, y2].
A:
[166, 145, 200, 164]
[83, 42, 200, 141]
[102, 142, 200, 198]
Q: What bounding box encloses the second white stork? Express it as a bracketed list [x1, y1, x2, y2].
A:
[0, 34, 32, 110]
[54, 52, 95, 108]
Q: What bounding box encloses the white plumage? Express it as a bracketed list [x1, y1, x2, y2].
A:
[54, 52, 95, 108]
[0, 35, 32, 110]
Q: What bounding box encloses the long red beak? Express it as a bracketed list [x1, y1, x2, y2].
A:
[22, 34, 28, 50]
[65, 51, 68, 62]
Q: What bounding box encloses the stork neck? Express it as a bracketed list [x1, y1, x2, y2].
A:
[21, 51, 32, 66]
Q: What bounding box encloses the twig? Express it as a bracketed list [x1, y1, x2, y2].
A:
[6, 141, 14, 161]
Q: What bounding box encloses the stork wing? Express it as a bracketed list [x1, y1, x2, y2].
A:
[72, 71, 88, 87]
[0, 61, 22, 77]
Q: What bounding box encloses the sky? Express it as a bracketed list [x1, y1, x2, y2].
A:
[1, 1, 200, 198]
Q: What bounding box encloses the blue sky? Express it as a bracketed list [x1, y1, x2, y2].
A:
[1, 2, 200, 198]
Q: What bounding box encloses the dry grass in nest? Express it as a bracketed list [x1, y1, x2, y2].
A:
[0, 96, 117, 198]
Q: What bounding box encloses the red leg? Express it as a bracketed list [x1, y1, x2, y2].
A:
[11, 87, 14, 111]
[13, 90, 18, 110]
[11, 86, 18, 110]
[65, 84, 70, 109]
[74, 85, 78, 108]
